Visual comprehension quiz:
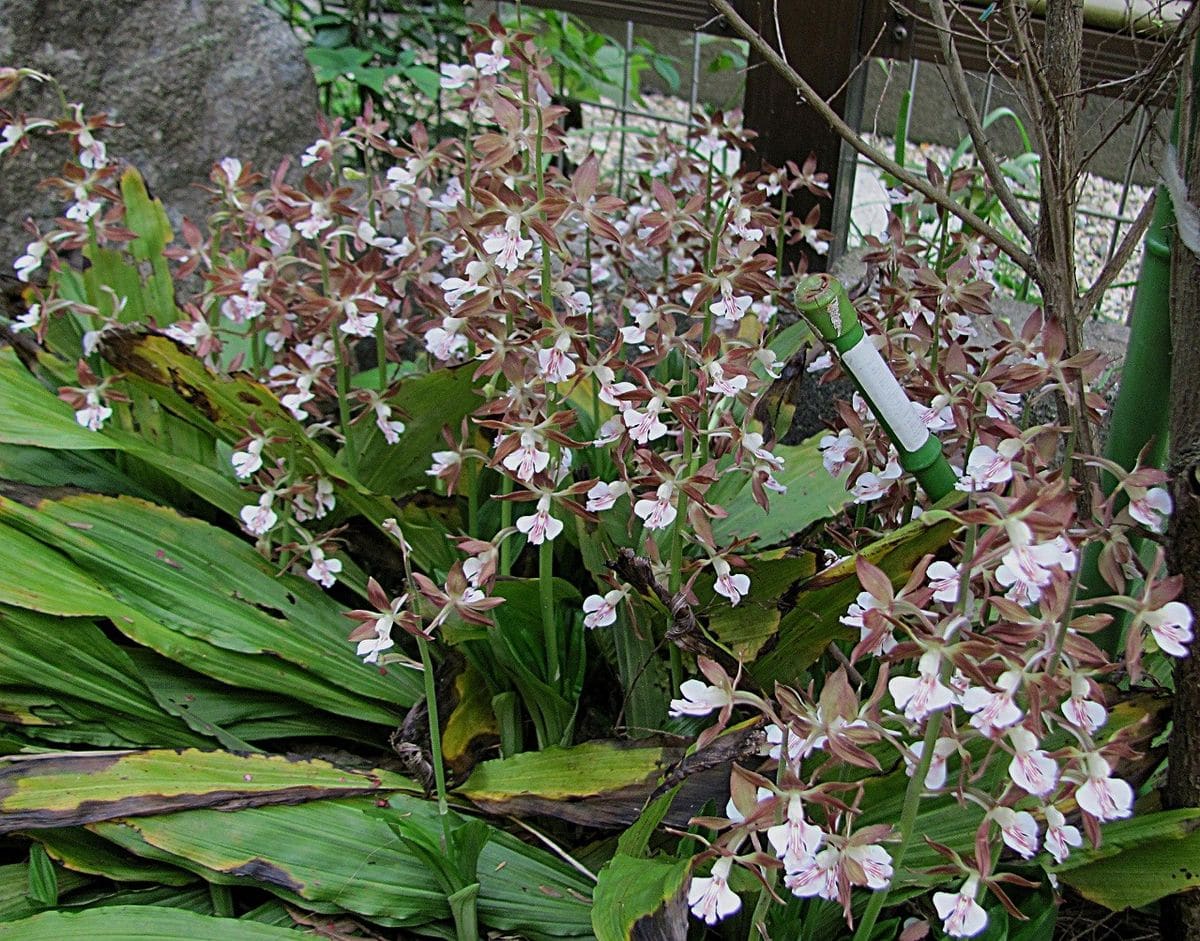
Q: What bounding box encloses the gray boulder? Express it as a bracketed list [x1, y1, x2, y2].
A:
[0, 0, 319, 266]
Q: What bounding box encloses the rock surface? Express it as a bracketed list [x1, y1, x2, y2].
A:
[0, 0, 319, 265]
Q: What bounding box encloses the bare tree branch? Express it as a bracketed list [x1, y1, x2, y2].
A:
[927, 0, 1039, 240]
[1003, 0, 1057, 122]
[1075, 6, 1200, 175]
[1076, 189, 1158, 318]
[708, 0, 1039, 276]
[892, 0, 1020, 62]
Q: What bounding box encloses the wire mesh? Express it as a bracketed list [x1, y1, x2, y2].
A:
[844, 55, 1157, 321]
[498, 1, 1157, 321]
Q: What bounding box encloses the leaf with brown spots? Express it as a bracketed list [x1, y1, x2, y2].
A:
[0, 749, 416, 833]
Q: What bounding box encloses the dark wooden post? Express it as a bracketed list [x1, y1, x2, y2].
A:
[736, 0, 893, 271]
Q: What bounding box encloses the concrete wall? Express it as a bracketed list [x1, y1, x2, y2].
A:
[858, 58, 1169, 186]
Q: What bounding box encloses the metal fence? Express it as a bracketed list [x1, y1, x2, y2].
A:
[508, 0, 1174, 318]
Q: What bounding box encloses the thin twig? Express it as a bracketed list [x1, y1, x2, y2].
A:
[825, 642, 865, 687]
[708, 0, 1038, 276]
[927, 0, 1039, 240]
[506, 816, 600, 883]
[1003, 0, 1056, 123]
[1075, 7, 1200, 174]
[838, 22, 890, 104]
[892, 0, 1017, 57]
[1076, 190, 1158, 319]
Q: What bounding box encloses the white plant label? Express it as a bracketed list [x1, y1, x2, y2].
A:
[842, 336, 930, 453]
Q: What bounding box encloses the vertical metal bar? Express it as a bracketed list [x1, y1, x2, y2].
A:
[901, 58, 919, 166]
[557, 11, 569, 174]
[1104, 107, 1150, 267]
[617, 18, 634, 193]
[830, 60, 869, 263]
[688, 28, 702, 118]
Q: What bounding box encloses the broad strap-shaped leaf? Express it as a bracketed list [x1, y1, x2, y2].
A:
[702, 553, 817, 662]
[33, 827, 195, 885]
[0, 349, 246, 516]
[0, 489, 421, 719]
[1052, 808, 1200, 910]
[89, 796, 595, 937]
[0, 606, 206, 749]
[348, 363, 480, 496]
[0, 352, 111, 452]
[0, 906, 304, 939]
[712, 434, 850, 549]
[749, 514, 958, 686]
[0, 347, 457, 573]
[0, 749, 415, 833]
[458, 740, 684, 827]
[592, 854, 690, 941]
[126, 649, 377, 751]
[0, 862, 90, 922]
[119, 167, 178, 321]
[98, 333, 462, 571]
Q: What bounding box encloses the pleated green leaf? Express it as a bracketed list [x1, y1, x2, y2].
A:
[712, 435, 850, 549]
[1053, 809, 1200, 910]
[34, 828, 195, 886]
[0, 346, 457, 574]
[90, 796, 595, 937]
[349, 364, 479, 495]
[0, 862, 89, 922]
[125, 649, 375, 750]
[592, 854, 689, 941]
[750, 514, 958, 686]
[0, 490, 420, 721]
[0, 906, 303, 939]
[0, 353, 110, 451]
[0, 606, 205, 748]
[0, 351, 243, 517]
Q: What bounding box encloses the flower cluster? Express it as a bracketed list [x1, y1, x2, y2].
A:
[665, 171, 1191, 933]
[4, 23, 1190, 940]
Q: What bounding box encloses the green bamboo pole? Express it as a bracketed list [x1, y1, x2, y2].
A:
[1079, 108, 1180, 654]
[793, 274, 958, 501]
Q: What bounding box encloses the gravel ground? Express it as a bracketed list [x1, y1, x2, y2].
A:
[570, 94, 1149, 324]
[856, 135, 1148, 323]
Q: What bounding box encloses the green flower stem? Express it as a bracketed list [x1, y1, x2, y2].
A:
[775, 187, 788, 285]
[534, 106, 552, 298]
[499, 474, 515, 576]
[251, 327, 264, 375]
[539, 537, 559, 684]
[1048, 561, 1083, 676]
[748, 873, 776, 939]
[317, 243, 358, 474]
[667, 422, 694, 693]
[705, 154, 714, 226]
[374, 313, 388, 394]
[467, 459, 480, 540]
[855, 510, 976, 941]
[334, 330, 358, 475]
[463, 116, 474, 211]
[417, 634, 450, 820]
[853, 711, 943, 941]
